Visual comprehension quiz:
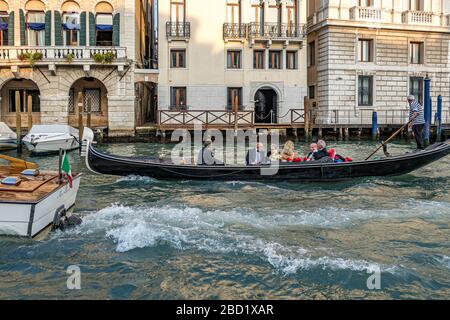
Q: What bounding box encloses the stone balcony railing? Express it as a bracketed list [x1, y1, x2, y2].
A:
[402, 10, 433, 25]
[350, 6, 382, 22]
[0, 46, 127, 64]
[248, 23, 305, 41]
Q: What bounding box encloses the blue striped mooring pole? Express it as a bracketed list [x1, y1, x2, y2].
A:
[423, 76, 431, 146]
[437, 95, 443, 142]
[371, 111, 378, 140]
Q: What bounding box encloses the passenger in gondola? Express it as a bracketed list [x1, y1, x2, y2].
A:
[267, 144, 281, 161]
[197, 139, 222, 165]
[280, 140, 302, 162]
[306, 143, 318, 161]
[313, 140, 329, 161]
[246, 142, 267, 165]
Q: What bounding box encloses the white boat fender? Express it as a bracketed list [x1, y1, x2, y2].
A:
[52, 206, 82, 231]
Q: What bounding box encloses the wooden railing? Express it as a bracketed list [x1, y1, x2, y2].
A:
[158, 110, 254, 128]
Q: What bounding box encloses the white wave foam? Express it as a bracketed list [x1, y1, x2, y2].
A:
[435, 255, 450, 269]
[116, 175, 156, 183]
[73, 204, 399, 274]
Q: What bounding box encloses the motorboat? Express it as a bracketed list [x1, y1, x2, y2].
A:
[0, 122, 17, 150]
[23, 125, 93, 154]
[0, 154, 82, 237]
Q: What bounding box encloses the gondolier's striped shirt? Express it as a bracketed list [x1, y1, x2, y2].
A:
[409, 100, 425, 125]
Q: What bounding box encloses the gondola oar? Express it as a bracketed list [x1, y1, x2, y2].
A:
[365, 115, 416, 161]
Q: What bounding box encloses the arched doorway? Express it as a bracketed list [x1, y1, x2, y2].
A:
[254, 88, 278, 124]
[0, 78, 41, 129]
[68, 77, 108, 129]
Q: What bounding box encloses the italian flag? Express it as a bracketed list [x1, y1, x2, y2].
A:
[61, 151, 73, 188]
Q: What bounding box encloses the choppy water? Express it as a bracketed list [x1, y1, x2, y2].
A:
[0, 141, 449, 299]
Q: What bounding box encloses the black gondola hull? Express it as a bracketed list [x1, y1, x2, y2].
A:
[85, 141, 450, 182]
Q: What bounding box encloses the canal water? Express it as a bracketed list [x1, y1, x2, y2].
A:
[0, 141, 449, 299]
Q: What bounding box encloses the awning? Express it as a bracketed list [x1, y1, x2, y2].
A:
[96, 24, 112, 31]
[63, 23, 80, 30]
[0, 23, 7, 31]
[27, 23, 45, 31]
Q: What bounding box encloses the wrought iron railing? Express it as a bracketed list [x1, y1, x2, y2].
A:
[223, 23, 247, 39]
[166, 22, 191, 39]
[248, 23, 305, 39]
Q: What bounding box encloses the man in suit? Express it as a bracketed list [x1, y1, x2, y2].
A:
[197, 139, 222, 165]
[246, 143, 267, 165]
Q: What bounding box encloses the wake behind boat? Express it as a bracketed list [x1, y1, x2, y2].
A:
[0, 122, 17, 150]
[85, 140, 450, 182]
[23, 125, 94, 154]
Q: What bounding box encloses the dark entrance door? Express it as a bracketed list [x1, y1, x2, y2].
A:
[254, 89, 277, 124]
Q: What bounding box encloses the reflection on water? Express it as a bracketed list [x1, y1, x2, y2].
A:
[0, 141, 449, 299]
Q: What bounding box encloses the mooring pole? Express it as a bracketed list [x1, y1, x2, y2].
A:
[423, 76, 431, 146]
[371, 111, 378, 141]
[27, 95, 33, 131]
[437, 95, 443, 142]
[15, 91, 22, 153]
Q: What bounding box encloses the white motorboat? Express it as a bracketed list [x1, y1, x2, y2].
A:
[0, 155, 82, 237]
[23, 125, 93, 154]
[0, 122, 17, 150]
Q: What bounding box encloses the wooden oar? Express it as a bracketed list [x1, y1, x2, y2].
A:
[0, 154, 37, 174]
[365, 116, 416, 161]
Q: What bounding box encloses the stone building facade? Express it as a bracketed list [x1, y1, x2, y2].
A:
[0, 0, 158, 136]
[307, 0, 450, 125]
[158, 0, 308, 125]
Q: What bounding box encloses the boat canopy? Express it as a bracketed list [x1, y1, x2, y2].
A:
[29, 125, 79, 136]
[0, 122, 17, 139]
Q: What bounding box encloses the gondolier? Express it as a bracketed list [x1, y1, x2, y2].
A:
[407, 95, 426, 150]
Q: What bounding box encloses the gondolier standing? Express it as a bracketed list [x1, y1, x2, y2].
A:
[407, 95, 426, 150]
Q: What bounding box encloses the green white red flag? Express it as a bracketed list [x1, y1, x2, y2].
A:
[61, 151, 73, 188]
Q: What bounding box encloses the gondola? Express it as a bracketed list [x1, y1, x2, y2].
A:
[85, 140, 450, 182]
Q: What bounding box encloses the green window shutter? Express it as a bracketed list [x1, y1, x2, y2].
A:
[8, 11, 14, 46]
[112, 13, 120, 46]
[79, 12, 86, 46]
[89, 12, 95, 46]
[19, 9, 25, 46]
[54, 11, 62, 46]
[45, 11, 52, 46]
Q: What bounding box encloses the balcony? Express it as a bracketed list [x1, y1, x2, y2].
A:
[0, 46, 127, 65]
[350, 6, 382, 22]
[248, 23, 305, 42]
[223, 23, 247, 41]
[402, 11, 433, 25]
[166, 22, 190, 40]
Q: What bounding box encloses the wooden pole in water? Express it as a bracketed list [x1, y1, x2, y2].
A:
[77, 92, 84, 144]
[27, 94, 33, 131]
[15, 91, 22, 152]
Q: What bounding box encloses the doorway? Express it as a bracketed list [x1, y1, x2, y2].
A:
[254, 88, 277, 124]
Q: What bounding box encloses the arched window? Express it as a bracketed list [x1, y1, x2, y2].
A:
[61, 1, 81, 46]
[25, 0, 46, 46]
[0, 0, 9, 46]
[95, 2, 113, 46]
